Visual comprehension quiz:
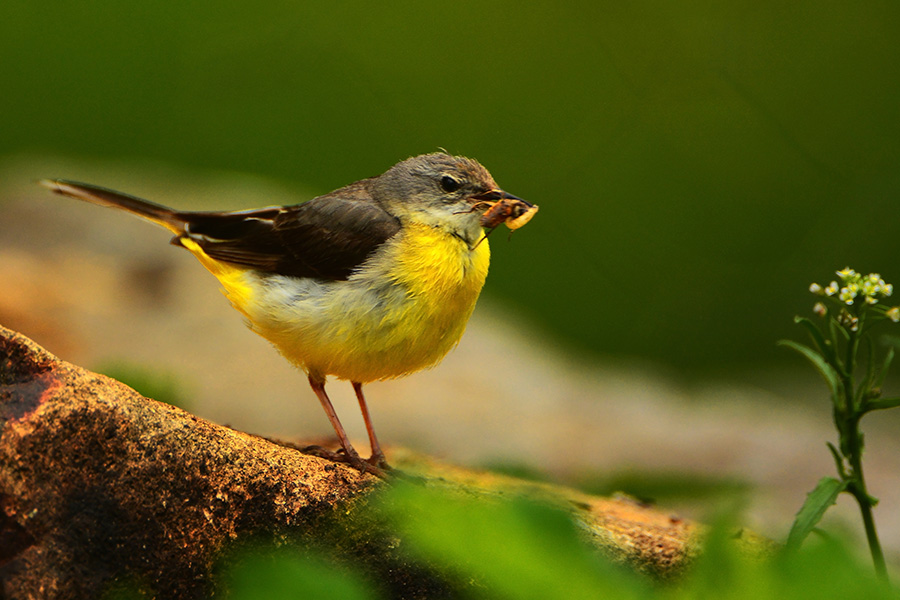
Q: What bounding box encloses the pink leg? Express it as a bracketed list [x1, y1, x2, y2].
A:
[307, 375, 385, 478]
[352, 381, 389, 469]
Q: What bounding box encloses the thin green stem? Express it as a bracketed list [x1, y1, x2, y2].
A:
[846, 327, 859, 383]
[848, 469, 887, 579]
[845, 413, 888, 581]
[856, 489, 887, 581]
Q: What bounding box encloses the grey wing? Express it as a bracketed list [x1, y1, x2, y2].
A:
[178, 181, 401, 280]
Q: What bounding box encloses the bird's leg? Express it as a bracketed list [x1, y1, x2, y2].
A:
[307, 376, 385, 478]
[352, 381, 389, 469]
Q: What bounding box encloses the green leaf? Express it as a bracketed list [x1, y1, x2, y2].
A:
[778, 340, 844, 402]
[863, 397, 900, 412]
[830, 316, 851, 344]
[826, 442, 847, 479]
[786, 477, 848, 550]
[794, 316, 834, 362]
[376, 482, 647, 599]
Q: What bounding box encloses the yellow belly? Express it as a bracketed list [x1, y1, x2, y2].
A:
[185, 223, 490, 383]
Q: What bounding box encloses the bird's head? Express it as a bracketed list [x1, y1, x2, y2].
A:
[370, 153, 523, 246]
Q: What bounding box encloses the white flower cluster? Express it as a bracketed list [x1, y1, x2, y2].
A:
[810, 268, 900, 323]
[811, 268, 893, 305]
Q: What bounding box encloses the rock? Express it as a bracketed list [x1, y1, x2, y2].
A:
[0, 325, 745, 598]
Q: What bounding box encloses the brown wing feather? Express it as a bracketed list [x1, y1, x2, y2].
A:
[177, 180, 401, 281]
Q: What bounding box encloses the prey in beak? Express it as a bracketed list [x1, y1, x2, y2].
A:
[470, 189, 539, 231]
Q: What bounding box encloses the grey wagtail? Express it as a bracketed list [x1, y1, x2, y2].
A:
[40, 153, 536, 477]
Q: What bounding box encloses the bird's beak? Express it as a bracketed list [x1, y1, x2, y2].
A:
[469, 189, 534, 213]
[470, 189, 527, 204]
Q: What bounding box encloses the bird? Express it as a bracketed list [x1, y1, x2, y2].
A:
[40, 153, 535, 477]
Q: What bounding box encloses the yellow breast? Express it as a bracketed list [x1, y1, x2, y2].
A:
[315, 222, 490, 381]
[389, 222, 491, 326]
[190, 223, 491, 383]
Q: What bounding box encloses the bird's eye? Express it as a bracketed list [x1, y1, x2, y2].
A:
[440, 176, 461, 193]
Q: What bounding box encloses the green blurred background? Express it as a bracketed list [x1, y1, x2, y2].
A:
[3, 0, 899, 375]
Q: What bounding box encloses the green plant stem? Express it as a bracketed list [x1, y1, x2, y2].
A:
[846, 330, 859, 386]
[845, 414, 888, 581]
[836, 332, 887, 581]
[854, 485, 887, 581]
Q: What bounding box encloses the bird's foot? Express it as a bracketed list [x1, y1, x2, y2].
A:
[349, 454, 389, 479]
[302, 444, 389, 479]
[367, 451, 391, 470]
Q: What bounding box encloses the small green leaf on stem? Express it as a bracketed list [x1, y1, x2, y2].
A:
[778, 340, 844, 403]
[830, 316, 851, 343]
[794, 316, 834, 362]
[787, 477, 848, 550]
[826, 442, 847, 479]
[863, 397, 900, 413]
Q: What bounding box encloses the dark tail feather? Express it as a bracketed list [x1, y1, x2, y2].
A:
[39, 179, 185, 234]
